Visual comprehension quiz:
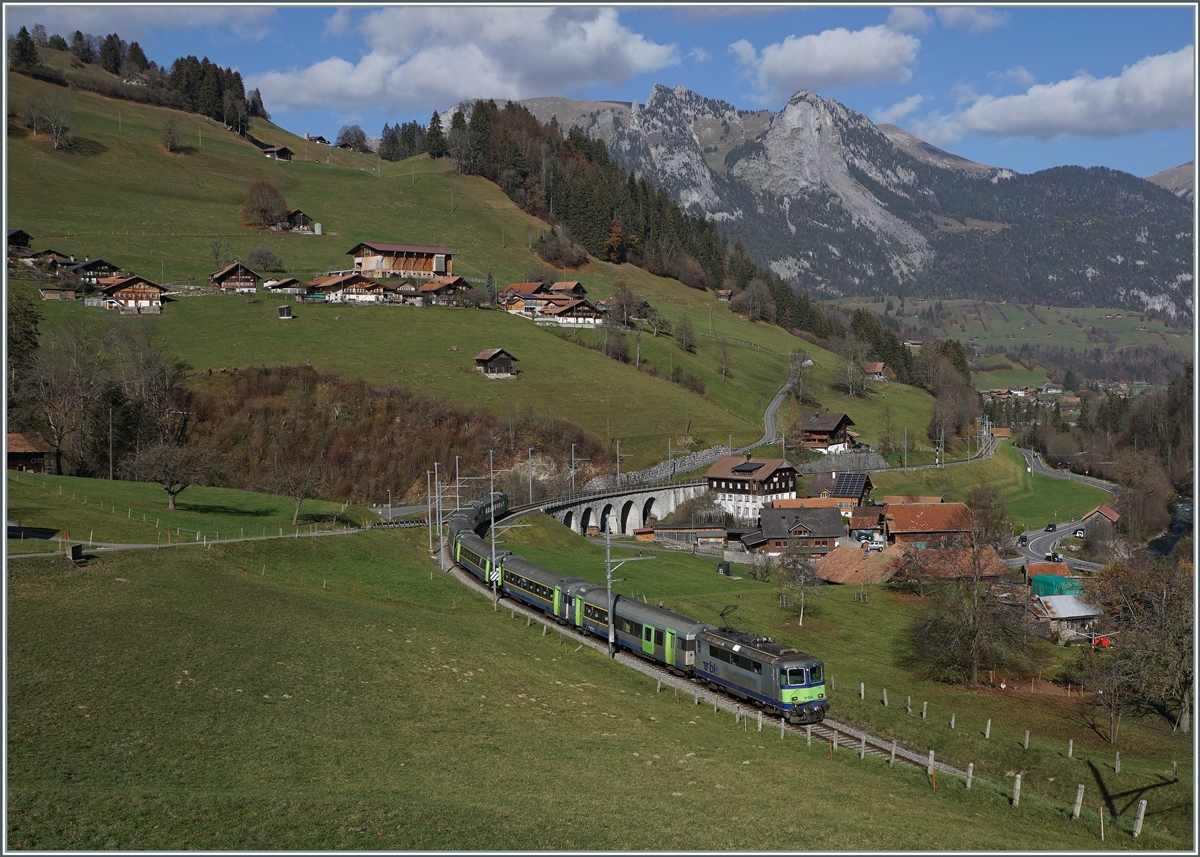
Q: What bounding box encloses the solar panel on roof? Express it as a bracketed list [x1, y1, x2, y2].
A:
[732, 462, 764, 474]
[834, 472, 867, 496]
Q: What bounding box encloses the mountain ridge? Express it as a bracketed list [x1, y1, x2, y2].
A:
[514, 84, 1192, 321]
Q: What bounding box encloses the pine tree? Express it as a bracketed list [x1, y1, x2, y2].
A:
[124, 41, 149, 74]
[11, 26, 41, 72]
[100, 32, 123, 74]
[424, 111, 446, 159]
[70, 30, 94, 64]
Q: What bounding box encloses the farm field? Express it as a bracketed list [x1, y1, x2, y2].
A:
[6, 496, 1190, 849]
[869, 442, 1112, 531]
[829, 297, 1193, 360]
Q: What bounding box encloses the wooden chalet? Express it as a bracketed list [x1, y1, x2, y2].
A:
[474, 348, 519, 377]
[343, 277, 385, 303]
[7, 229, 32, 252]
[307, 134, 331, 145]
[95, 275, 167, 312]
[864, 361, 887, 381]
[347, 242, 454, 279]
[66, 258, 122, 285]
[502, 282, 549, 299]
[883, 502, 973, 548]
[542, 299, 604, 326]
[264, 277, 303, 294]
[420, 276, 470, 305]
[303, 273, 377, 302]
[716, 289, 732, 302]
[505, 292, 567, 316]
[283, 209, 312, 231]
[706, 456, 798, 522]
[210, 261, 261, 293]
[792, 412, 855, 453]
[381, 283, 424, 306]
[1081, 503, 1119, 539]
[263, 146, 293, 161]
[39, 286, 77, 301]
[746, 507, 846, 556]
[549, 281, 587, 298]
[7, 432, 55, 473]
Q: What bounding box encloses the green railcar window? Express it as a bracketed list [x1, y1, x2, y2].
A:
[654, 629, 664, 646]
[808, 664, 824, 684]
[781, 668, 807, 687]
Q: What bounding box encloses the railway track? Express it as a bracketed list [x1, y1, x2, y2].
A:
[439, 548, 973, 781]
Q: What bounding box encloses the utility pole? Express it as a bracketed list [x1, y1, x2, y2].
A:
[904, 427, 907, 471]
[490, 450, 498, 602]
[615, 440, 632, 485]
[455, 455, 461, 512]
[605, 528, 653, 657]
[426, 470, 432, 551]
[108, 406, 113, 480]
[570, 443, 589, 497]
[668, 437, 672, 484]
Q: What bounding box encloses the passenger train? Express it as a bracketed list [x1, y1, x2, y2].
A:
[445, 492, 829, 724]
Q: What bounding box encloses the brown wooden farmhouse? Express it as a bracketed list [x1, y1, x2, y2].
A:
[95, 276, 167, 311]
[283, 209, 312, 230]
[420, 276, 470, 305]
[792, 412, 855, 452]
[263, 146, 293, 161]
[210, 261, 261, 292]
[7, 432, 55, 473]
[884, 502, 974, 547]
[347, 242, 454, 279]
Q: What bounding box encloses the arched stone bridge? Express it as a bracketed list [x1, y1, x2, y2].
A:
[530, 481, 707, 536]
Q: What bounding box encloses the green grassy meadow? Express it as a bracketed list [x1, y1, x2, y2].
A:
[7, 499, 1190, 848]
[869, 442, 1112, 531]
[830, 297, 1192, 360]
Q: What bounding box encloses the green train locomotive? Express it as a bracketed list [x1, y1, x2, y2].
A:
[446, 492, 829, 724]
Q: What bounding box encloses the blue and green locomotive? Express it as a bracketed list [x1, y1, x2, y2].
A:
[447, 492, 828, 723]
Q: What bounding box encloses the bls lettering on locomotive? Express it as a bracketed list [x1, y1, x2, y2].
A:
[701, 660, 720, 676]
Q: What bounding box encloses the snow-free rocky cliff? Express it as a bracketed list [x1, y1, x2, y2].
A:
[520, 84, 1192, 320]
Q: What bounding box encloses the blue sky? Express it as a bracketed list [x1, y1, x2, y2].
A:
[7, 4, 1196, 177]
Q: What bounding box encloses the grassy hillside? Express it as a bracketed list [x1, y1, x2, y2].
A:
[830, 297, 1193, 359]
[870, 441, 1112, 530]
[9, 71, 945, 468]
[6, 478, 1190, 848]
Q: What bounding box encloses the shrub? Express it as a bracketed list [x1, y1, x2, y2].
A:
[532, 230, 588, 268]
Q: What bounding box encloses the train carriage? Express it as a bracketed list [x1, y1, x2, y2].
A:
[455, 532, 509, 584]
[499, 555, 588, 621]
[610, 599, 713, 673]
[697, 629, 828, 723]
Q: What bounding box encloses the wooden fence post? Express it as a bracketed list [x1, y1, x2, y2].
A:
[1133, 799, 1147, 838]
[950, 713, 956, 730]
[1024, 729, 1029, 750]
[927, 750, 934, 776]
[922, 701, 927, 720]
[985, 718, 991, 739]
[1072, 785, 1085, 820]
[889, 741, 896, 768]
[1068, 738, 1073, 758]
[966, 762, 973, 790]
[806, 724, 812, 746]
[1012, 774, 1021, 807]
[883, 688, 888, 706]
[1114, 751, 1120, 773]
[860, 736, 866, 760]
[860, 682, 864, 699]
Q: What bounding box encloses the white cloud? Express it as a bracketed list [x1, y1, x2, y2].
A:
[734, 25, 921, 104]
[887, 7, 933, 34]
[874, 94, 925, 124]
[250, 7, 677, 114]
[994, 65, 1035, 87]
[911, 46, 1195, 143]
[935, 7, 1011, 34]
[323, 8, 353, 38]
[5, 6, 276, 41]
[688, 47, 711, 63]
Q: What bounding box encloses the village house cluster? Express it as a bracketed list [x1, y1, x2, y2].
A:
[9, 230, 637, 330]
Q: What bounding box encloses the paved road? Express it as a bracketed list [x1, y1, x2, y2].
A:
[738, 378, 793, 452]
[1014, 446, 1118, 494]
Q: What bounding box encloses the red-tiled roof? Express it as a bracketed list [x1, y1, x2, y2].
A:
[815, 544, 905, 585]
[420, 276, 466, 292]
[1025, 562, 1072, 577]
[885, 502, 973, 534]
[895, 546, 1008, 581]
[7, 432, 54, 454]
[771, 497, 840, 509]
[991, 427, 1012, 437]
[881, 496, 943, 505]
[1084, 504, 1120, 523]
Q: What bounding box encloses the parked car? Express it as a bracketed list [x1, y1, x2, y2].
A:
[1044, 523, 1057, 532]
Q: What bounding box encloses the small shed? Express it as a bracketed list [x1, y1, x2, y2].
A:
[1034, 594, 1103, 639]
[7, 432, 55, 473]
[264, 146, 293, 161]
[475, 348, 519, 377]
[39, 286, 77, 301]
[277, 305, 293, 320]
[284, 209, 312, 231]
[7, 229, 32, 252]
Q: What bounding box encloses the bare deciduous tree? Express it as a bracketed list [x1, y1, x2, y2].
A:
[125, 440, 218, 510]
[25, 322, 110, 475]
[268, 462, 327, 525]
[160, 113, 180, 152]
[778, 543, 821, 625]
[835, 335, 870, 397]
[240, 181, 287, 228]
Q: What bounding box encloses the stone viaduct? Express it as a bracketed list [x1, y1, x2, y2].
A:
[532, 481, 708, 536]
